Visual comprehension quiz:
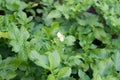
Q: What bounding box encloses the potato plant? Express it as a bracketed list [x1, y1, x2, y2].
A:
[0, 0, 120, 80]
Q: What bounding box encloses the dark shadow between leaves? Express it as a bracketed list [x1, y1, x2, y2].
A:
[92, 39, 106, 48]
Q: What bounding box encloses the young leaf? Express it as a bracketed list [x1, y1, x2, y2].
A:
[9, 25, 30, 52]
[78, 69, 90, 80]
[93, 28, 109, 43]
[57, 67, 71, 79]
[5, 0, 27, 11]
[29, 50, 49, 69]
[92, 74, 102, 80]
[0, 32, 9, 39]
[17, 11, 27, 20]
[114, 51, 120, 72]
[65, 35, 76, 46]
[48, 51, 60, 69]
[91, 58, 114, 78]
[20, 27, 30, 40]
[47, 10, 61, 19]
[47, 74, 56, 80]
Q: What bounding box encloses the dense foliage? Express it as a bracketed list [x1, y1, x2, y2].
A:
[0, 0, 120, 80]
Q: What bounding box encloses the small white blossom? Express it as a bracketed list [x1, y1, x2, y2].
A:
[57, 32, 64, 42]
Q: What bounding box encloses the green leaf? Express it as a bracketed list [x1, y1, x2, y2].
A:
[48, 51, 61, 69]
[43, 22, 60, 37]
[0, 70, 17, 80]
[93, 28, 109, 43]
[91, 58, 114, 78]
[47, 74, 56, 80]
[114, 51, 120, 72]
[47, 10, 61, 19]
[17, 11, 27, 20]
[78, 69, 90, 80]
[104, 75, 118, 80]
[77, 26, 92, 34]
[0, 32, 9, 39]
[5, 0, 27, 11]
[92, 74, 102, 80]
[42, 0, 54, 5]
[9, 25, 30, 52]
[65, 35, 76, 46]
[0, 57, 18, 80]
[29, 50, 49, 69]
[15, 11, 31, 24]
[57, 67, 71, 79]
[112, 36, 120, 49]
[9, 25, 29, 40]
[89, 49, 110, 59]
[50, 22, 60, 36]
[20, 27, 30, 40]
[0, 55, 2, 64]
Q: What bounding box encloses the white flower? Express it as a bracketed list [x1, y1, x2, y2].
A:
[57, 32, 64, 42]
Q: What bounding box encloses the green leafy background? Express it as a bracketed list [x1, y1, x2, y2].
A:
[0, 0, 120, 80]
